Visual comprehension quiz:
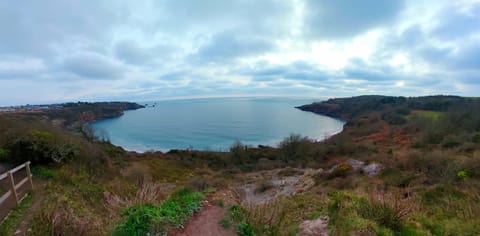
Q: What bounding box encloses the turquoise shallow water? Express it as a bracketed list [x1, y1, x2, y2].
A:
[92, 97, 344, 152]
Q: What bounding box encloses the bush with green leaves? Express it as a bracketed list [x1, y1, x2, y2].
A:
[31, 166, 57, 179]
[113, 188, 205, 235]
[5, 130, 79, 164]
[279, 134, 311, 162]
[0, 148, 9, 161]
[237, 222, 255, 236]
[328, 163, 353, 179]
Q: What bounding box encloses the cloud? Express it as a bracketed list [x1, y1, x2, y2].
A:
[303, 0, 405, 38]
[239, 61, 331, 82]
[0, 57, 46, 79]
[0, 1, 119, 57]
[61, 52, 125, 80]
[157, 0, 294, 35]
[431, 4, 480, 40]
[0, 0, 480, 105]
[190, 32, 275, 64]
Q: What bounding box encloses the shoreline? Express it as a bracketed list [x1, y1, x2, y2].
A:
[94, 104, 346, 154]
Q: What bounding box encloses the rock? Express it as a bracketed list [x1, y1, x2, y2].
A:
[362, 163, 383, 176]
[304, 168, 323, 177]
[298, 216, 329, 236]
[346, 159, 365, 170]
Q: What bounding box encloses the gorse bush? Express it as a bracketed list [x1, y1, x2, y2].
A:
[328, 163, 353, 179]
[113, 188, 205, 236]
[5, 130, 79, 164]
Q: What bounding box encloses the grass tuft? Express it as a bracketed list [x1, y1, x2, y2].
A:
[113, 188, 205, 235]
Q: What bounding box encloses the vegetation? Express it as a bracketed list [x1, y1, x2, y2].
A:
[0, 194, 33, 236]
[1, 96, 480, 235]
[113, 188, 205, 235]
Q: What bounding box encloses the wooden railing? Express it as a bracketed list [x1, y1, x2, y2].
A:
[0, 161, 33, 206]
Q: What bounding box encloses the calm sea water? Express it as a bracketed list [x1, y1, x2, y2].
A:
[92, 97, 344, 152]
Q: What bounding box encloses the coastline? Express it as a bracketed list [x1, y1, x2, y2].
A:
[92, 100, 346, 154]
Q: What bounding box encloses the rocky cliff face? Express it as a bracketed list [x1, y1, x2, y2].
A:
[45, 102, 145, 127]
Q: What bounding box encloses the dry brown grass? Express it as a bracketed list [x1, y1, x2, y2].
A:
[49, 206, 102, 236]
[104, 182, 166, 213]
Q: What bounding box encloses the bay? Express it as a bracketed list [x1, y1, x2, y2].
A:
[92, 97, 344, 152]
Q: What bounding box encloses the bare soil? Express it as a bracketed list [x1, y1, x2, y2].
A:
[172, 191, 237, 236]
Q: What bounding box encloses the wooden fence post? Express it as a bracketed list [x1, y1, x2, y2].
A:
[8, 171, 19, 205]
[25, 161, 34, 189]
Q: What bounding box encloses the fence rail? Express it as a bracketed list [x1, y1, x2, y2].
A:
[0, 161, 33, 206]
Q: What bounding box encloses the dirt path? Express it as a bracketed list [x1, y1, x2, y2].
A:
[12, 179, 48, 236]
[172, 191, 237, 236]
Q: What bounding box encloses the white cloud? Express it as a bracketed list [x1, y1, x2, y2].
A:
[0, 0, 479, 105]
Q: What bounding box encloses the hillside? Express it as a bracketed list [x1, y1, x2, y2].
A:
[1, 96, 480, 235]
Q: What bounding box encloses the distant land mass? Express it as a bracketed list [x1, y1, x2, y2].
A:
[297, 95, 472, 121]
[1, 101, 144, 129]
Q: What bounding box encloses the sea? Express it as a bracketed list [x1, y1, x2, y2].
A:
[91, 97, 345, 152]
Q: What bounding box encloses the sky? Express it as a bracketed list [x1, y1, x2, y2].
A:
[0, 0, 479, 105]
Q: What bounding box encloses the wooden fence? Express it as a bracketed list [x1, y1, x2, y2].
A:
[0, 161, 33, 206]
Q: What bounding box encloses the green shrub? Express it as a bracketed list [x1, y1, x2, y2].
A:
[329, 163, 353, 179]
[0, 148, 9, 161]
[382, 112, 407, 125]
[328, 191, 413, 234]
[279, 134, 311, 162]
[228, 205, 248, 222]
[442, 138, 462, 148]
[31, 166, 56, 179]
[221, 205, 253, 234]
[230, 140, 249, 164]
[387, 148, 393, 155]
[358, 198, 404, 230]
[237, 222, 255, 236]
[6, 130, 79, 164]
[113, 188, 205, 235]
[456, 170, 469, 180]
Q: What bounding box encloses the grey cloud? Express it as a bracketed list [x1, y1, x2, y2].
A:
[114, 40, 153, 64]
[432, 5, 480, 40]
[417, 41, 480, 71]
[0, 1, 120, 57]
[343, 59, 399, 82]
[239, 61, 332, 82]
[62, 52, 125, 79]
[190, 33, 274, 64]
[114, 39, 178, 65]
[0, 57, 46, 79]
[446, 42, 480, 70]
[157, 0, 293, 36]
[303, 0, 405, 38]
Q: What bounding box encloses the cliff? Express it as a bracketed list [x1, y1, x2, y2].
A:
[45, 101, 145, 127]
[296, 95, 467, 121]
